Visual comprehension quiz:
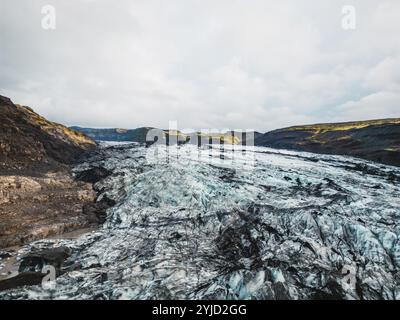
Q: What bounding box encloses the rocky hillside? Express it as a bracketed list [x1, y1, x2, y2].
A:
[255, 119, 400, 167]
[0, 95, 96, 173]
[0, 95, 103, 249]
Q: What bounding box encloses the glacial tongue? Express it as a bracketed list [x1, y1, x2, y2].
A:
[1, 144, 400, 300]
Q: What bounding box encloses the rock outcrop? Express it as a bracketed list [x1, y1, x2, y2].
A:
[0, 247, 72, 291]
[0, 173, 97, 248]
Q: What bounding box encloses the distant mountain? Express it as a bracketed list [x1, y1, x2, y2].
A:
[70, 126, 154, 143]
[71, 115, 400, 167]
[0, 95, 96, 173]
[71, 126, 260, 145]
[255, 118, 400, 167]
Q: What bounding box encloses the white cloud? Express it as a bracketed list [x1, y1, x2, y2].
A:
[363, 56, 400, 92]
[0, 0, 399, 132]
[334, 91, 400, 122]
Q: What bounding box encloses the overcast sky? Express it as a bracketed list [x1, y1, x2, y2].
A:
[1, 0, 399, 131]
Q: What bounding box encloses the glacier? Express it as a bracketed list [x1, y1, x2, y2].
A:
[1, 143, 400, 300]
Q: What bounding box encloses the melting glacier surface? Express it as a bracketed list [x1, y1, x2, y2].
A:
[1, 144, 400, 300]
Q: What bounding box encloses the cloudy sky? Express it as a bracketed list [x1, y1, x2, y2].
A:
[0, 0, 399, 131]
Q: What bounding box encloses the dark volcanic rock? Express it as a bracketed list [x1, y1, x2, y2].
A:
[19, 247, 71, 275]
[0, 272, 45, 291]
[0, 247, 72, 292]
[0, 251, 12, 259]
[75, 166, 112, 184]
[83, 197, 116, 224]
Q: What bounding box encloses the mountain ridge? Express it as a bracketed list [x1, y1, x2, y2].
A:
[255, 118, 400, 167]
[71, 118, 400, 167]
[0, 95, 96, 174]
[70, 126, 255, 145]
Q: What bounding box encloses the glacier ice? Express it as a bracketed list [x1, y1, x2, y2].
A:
[1, 143, 400, 300]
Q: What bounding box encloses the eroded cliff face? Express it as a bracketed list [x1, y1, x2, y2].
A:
[1, 143, 399, 300]
[0, 95, 96, 173]
[0, 173, 97, 248]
